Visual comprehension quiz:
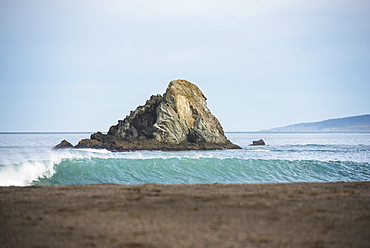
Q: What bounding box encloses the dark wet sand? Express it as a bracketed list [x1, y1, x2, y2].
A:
[1, 182, 370, 248]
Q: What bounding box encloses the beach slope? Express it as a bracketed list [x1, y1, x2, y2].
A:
[1, 182, 369, 247]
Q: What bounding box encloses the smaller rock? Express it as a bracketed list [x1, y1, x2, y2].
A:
[53, 140, 73, 149]
[251, 139, 265, 146]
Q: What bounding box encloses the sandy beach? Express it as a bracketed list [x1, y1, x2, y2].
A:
[1, 182, 369, 247]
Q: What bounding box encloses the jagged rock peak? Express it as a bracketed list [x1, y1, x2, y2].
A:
[54, 79, 241, 151]
[153, 80, 229, 145]
[107, 94, 163, 140]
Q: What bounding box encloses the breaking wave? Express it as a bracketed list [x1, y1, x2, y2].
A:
[1, 148, 368, 186]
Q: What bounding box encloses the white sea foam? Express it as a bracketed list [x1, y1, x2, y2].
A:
[53, 148, 239, 160]
[0, 149, 68, 186]
[0, 160, 55, 186]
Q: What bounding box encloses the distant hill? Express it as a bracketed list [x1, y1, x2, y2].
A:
[263, 115, 370, 132]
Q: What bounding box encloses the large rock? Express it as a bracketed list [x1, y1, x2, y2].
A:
[153, 80, 230, 145]
[54, 80, 241, 151]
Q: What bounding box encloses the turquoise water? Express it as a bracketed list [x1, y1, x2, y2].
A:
[0, 132, 369, 186]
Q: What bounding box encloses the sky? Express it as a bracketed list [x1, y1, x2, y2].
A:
[0, 0, 369, 132]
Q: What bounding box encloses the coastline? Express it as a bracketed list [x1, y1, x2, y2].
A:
[1, 182, 369, 247]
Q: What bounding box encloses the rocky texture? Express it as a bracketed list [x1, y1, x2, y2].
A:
[52, 140, 73, 149]
[55, 80, 240, 151]
[251, 139, 266, 146]
[107, 94, 163, 140]
[154, 80, 231, 145]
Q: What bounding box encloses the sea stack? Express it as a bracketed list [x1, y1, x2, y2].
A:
[55, 80, 241, 151]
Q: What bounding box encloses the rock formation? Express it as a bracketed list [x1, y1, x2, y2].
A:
[53, 140, 73, 149]
[250, 139, 266, 146]
[55, 80, 241, 151]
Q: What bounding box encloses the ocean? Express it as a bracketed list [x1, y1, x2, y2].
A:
[0, 132, 369, 186]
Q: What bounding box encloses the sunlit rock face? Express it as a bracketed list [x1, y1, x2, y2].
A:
[154, 80, 231, 145]
[55, 79, 241, 151]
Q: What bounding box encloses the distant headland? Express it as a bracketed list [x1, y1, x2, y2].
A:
[54, 80, 241, 151]
[263, 114, 370, 132]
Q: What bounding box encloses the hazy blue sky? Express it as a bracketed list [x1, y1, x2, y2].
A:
[1, 0, 369, 132]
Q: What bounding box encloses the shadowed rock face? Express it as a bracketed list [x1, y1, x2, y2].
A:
[55, 80, 241, 151]
[107, 94, 163, 140]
